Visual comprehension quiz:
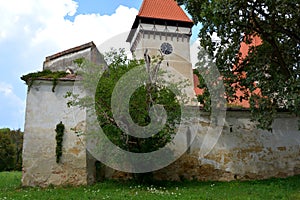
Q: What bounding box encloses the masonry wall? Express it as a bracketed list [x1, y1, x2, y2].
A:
[43, 43, 105, 73]
[131, 23, 194, 89]
[22, 80, 94, 187]
[153, 111, 300, 181]
[22, 80, 300, 186]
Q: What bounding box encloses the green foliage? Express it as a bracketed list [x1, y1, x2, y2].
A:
[0, 128, 23, 171]
[0, 132, 16, 171]
[179, 0, 300, 130]
[0, 128, 10, 133]
[7, 129, 23, 171]
[1, 172, 300, 199]
[67, 49, 182, 183]
[94, 49, 181, 182]
[193, 69, 211, 112]
[21, 70, 68, 92]
[96, 69, 181, 153]
[55, 122, 65, 163]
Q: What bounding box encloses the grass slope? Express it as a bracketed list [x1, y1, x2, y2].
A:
[0, 172, 300, 200]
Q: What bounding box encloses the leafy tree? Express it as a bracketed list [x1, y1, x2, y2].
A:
[96, 55, 180, 150]
[178, 0, 300, 129]
[0, 129, 17, 171]
[68, 49, 182, 182]
[7, 129, 23, 170]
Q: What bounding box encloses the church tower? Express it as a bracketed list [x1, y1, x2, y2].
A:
[126, 0, 194, 89]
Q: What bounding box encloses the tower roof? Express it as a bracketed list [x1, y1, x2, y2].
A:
[127, 0, 193, 42]
[138, 0, 193, 23]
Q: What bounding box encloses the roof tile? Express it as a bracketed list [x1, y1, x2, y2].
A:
[138, 0, 193, 23]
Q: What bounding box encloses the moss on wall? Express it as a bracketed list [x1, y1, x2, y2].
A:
[21, 70, 68, 92]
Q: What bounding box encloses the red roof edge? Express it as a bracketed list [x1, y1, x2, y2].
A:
[137, 0, 193, 23]
[45, 41, 96, 62]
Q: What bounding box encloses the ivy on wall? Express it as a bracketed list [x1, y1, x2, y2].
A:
[21, 70, 68, 92]
[55, 121, 65, 163]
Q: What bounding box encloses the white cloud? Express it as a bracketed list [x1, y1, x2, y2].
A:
[31, 4, 138, 50]
[0, 0, 138, 54]
[0, 1, 139, 129]
[0, 82, 13, 96]
[0, 0, 78, 41]
[0, 82, 25, 128]
[0, 82, 25, 108]
[0, 1, 138, 78]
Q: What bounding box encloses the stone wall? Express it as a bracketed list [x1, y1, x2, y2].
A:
[154, 111, 300, 181]
[21, 80, 94, 187]
[22, 42, 107, 187]
[43, 42, 105, 73]
[22, 82, 300, 186]
[22, 42, 300, 186]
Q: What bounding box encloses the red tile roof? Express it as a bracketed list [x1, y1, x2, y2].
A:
[126, 0, 193, 42]
[138, 0, 193, 23]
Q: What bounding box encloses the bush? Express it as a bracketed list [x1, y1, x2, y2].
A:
[0, 128, 23, 171]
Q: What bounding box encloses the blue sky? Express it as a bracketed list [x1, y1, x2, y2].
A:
[0, 0, 200, 130]
[73, 0, 142, 16]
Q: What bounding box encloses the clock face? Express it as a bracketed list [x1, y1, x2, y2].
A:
[160, 42, 173, 55]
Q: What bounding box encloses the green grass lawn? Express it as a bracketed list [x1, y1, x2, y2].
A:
[0, 172, 300, 200]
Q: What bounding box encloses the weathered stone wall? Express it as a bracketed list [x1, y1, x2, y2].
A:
[154, 111, 300, 181]
[43, 42, 105, 73]
[23, 83, 300, 186]
[22, 44, 300, 186]
[22, 42, 107, 187]
[22, 80, 92, 187]
[131, 23, 194, 94]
